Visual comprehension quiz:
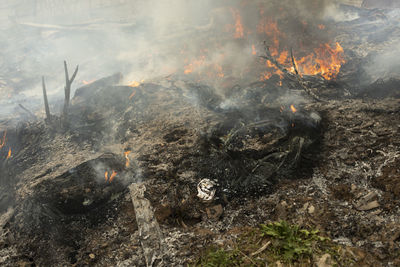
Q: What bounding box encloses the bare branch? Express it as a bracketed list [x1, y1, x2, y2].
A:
[69, 65, 79, 84]
[42, 76, 51, 122]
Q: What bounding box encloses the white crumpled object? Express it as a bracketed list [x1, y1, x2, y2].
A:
[197, 179, 216, 202]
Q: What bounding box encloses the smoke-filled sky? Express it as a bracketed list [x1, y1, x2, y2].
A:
[0, 0, 397, 119]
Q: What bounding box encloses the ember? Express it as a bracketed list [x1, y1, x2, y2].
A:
[6, 147, 11, 159]
[124, 151, 131, 168]
[0, 131, 6, 149]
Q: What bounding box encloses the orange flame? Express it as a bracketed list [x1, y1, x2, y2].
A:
[290, 105, 297, 113]
[231, 8, 244, 39]
[6, 148, 11, 159]
[318, 24, 325, 30]
[251, 45, 257, 55]
[82, 79, 95, 85]
[109, 170, 117, 183]
[128, 81, 141, 87]
[124, 151, 131, 168]
[105, 171, 109, 182]
[294, 42, 346, 80]
[0, 131, 6, 149]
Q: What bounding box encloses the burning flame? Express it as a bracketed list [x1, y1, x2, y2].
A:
[109, 170, 117, 183]
[128, 81, 141, 87]
[231, 8, 244, 39]
[82, 79, 95, 85]
[290, 105, 297, 113]
[104, 170, 117, 183]
[294, 42, 346, 80]
[124, 151, 131, 168]
[251, 44, 257, 55]
[318, 24, 325, 30]
[6, 147, 11, 159]
[0, 131, 6, 149]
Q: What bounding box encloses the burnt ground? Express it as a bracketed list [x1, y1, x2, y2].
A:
[0, 73, 399, 266]
[0, 4, 400, 267]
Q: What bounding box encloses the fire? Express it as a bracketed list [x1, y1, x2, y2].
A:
[124, 151, 131, 168]
[6, 148, 11, 159]
[183, 55, 206, 75]
[82, 79, 95, 85]
[231, 8, 244, 39]
[290, 105, 297, 113]
[109, 170, 117, 183]
[251, 44, 257, 55]
[295, 42, 346, 80]
[104, 170, 117, 183]
[318, 24, 325, 30]
[128, 81, 141, 87]
[0, 131, 6, 149]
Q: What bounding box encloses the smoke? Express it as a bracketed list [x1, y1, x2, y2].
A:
[0, 0, 350, 120]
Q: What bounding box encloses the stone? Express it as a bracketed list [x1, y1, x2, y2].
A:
[308, 205, 315, 214]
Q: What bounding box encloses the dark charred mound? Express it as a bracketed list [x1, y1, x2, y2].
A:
[9, 154, 132, 266]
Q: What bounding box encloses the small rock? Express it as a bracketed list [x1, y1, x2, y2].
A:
[206, 204, 223, 220]
[308, 205, 315, 214]
[316, 253, 332, 267]
[89, 253, 95, 259]
[357, 200, 380, 211]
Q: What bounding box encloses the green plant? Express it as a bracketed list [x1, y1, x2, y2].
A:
[195, 248, 243, 267]
[259, 221, 328, 262]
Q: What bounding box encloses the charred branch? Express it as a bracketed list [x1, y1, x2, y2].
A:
[260, 42, 325, 102]
[42, 76, 51, 123]
[62, 60, 79, 125]
[18, 104, 37, 120]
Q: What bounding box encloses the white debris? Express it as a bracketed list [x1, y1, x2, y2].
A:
[197, 179, 216, 202]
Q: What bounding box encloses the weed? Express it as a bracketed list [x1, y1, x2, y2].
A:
[260, 220, 328, 262]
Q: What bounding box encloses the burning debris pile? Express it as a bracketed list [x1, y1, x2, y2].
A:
[0, 1, 400, 266]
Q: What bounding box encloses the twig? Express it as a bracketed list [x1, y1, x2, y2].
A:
[237, 249, 257, 265]
[42, 76, 51, 123]
[251, 241, 271, 256]
[62, 60, 79, 124]
[260, 42, 325, 102]
[18, 104, 37, 120]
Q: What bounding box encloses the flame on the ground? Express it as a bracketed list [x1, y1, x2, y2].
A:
[124, 151, 131, 168]
[0, 131, 6, 149]
[295, 42, 346, 80]
[128, 81, 141, 87]
[6, 147, 11, 159]
[252, 45, 257, 55]
[105, 171, 109, 182]
[109, 170, 117, 183]
[318, 24, 325, 30]
[82, 79, 95, 85]
[290, 105, 297, 113]
[231, 8, 244, 39]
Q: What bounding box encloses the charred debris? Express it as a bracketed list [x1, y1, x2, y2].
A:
[0, 2, 400, 267]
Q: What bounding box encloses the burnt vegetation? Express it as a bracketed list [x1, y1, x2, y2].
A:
[0, 1, 400, 266]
